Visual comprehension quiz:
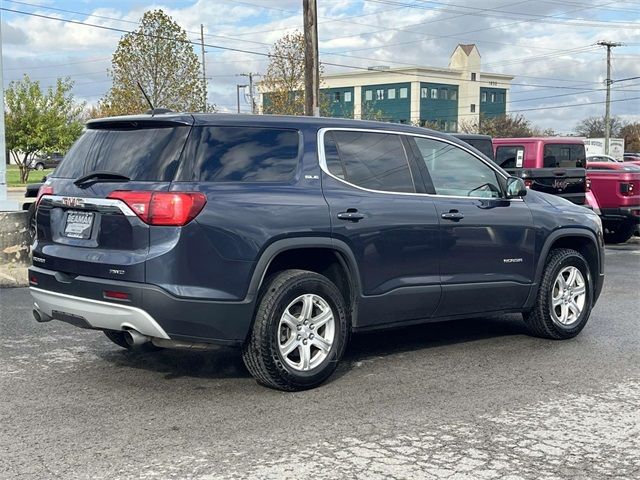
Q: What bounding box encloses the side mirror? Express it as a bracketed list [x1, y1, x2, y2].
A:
[506, 176, 527, 198]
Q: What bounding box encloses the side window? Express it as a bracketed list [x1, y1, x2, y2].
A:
[414, 138, 502, 198]
[325, 131, 415, 193]
[184, 126, 300, 182]
[495, 145, 525, 169]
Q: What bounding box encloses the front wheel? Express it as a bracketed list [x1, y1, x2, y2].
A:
[523, 248, 592, 339]
[242, 269, 348, 391]
[34, 163, 44, 171]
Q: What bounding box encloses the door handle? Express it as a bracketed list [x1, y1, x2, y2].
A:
[337, 210, 365, 222]
[441, 211, 464, 221]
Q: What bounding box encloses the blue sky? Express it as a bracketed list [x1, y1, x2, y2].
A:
[1, 0, 639, 132]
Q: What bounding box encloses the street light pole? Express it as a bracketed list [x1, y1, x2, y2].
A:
[237, 84, 247, 114]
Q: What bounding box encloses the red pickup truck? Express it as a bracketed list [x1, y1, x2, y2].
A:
[586, 161, 640, 243]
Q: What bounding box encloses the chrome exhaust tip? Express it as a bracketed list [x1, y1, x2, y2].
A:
[33, 308, 52, 323]
[123, 329, 150, 347]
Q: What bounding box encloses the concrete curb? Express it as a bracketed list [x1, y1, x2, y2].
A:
[0, 264, 28, 287]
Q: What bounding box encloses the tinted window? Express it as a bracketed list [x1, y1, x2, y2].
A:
[414, 138, 501, 198]
[495, 145, 525, 169]
[326, 131, 415, 193]
[53, 125, 190, 181]
[461, 138, 494, 161]
[183, 127, 300, 182]
[543, 144, 585, 168]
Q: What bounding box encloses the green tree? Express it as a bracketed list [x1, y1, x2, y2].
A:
[100, 9, 206, 115]
[574, 116, 623, 138]
[5, 75, 84, 183]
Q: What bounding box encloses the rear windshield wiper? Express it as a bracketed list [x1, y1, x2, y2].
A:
[74, 171, 131, 188]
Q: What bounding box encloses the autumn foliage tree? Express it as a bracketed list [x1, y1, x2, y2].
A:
[99, 9, 206, 116]
[5, 75, 84, 183]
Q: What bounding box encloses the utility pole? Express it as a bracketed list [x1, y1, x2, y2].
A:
[236, 84, 247, 114]
[597, 40, 622, 155]
[0, 21, 16, 210]
[303, 0, 320, 116]
[200, 24, 207, 112]
[239, 73, 259, 114]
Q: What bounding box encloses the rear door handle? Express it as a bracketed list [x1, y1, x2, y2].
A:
[441, 211, 464, 221]
[337, 210, 365, 222]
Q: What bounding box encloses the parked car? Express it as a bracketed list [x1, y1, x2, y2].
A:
[586, 161, 640, 243]
[587, 154, 619, 163]
[30, 152, 64, 170]
[493, 137, 588, 206]
[451, 133, 494, 161]
[623, 153, 640, 163]
[29, 113, 605, 391]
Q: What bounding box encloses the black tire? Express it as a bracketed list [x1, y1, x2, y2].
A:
[603, 220, 635, 244]
[27, 202, 37, 245]
[35, 163, 44, 171]
[242, 269, 349, 391]
[523, 248, 593, 340]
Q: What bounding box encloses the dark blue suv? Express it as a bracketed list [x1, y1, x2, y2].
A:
[29, 113, 605, 390]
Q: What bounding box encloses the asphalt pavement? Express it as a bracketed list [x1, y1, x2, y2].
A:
[1, 241, 639, 479]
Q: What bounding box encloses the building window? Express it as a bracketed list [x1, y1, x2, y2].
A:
[470, 104, 476, 113]
[490, 93, 496, 103]
[449, 120, 457, 132]
[399, 87, 408, 98]
[421, 87, 428, 99]
[450, 90, 457, 101]
[430, 88, 438, 99]
[344, 91, 352, 102]
[388, 88, 396, 99]
[496, 92, 503, 103]
[481, 92, 487, 103]
[333, 92, 341, 103]
[439, 88, 447, 100]
[471, 73, 477, 81]
[376, 89, 384, 100]
[365, 90, 373, 101]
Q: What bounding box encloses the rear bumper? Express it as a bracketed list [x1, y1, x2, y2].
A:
[28, 267, 255, 346]
[600, 206, 640, 224]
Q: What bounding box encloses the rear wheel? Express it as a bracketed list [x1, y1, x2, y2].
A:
[242, 269, 348, 391]
[524, 248, 592, 339]
[34, 163, 44, 171]
[603, 220, 635, 244]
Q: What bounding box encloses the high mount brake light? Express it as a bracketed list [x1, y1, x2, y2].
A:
[107, 191, 207, 226]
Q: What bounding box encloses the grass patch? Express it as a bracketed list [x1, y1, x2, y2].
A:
[5, 165, 53, 187]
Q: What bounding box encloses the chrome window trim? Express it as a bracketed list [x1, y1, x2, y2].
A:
[43, 195, 137, 216]
[317, 127, 524, 202]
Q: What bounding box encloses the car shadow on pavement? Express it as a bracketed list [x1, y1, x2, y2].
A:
[96, 314, 528, 383]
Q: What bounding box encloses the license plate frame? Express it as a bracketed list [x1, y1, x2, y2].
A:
[63, 211, 95, 239]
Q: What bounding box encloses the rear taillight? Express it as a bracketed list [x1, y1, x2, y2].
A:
[107, 191, 207, 226]
[524, 179, 533, 188]
[620, 182, 635, 196]
[36, 185, 54, 205]
[585, 177, 591, 192]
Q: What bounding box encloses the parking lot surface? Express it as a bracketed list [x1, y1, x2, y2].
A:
[1, 241, 639, 479]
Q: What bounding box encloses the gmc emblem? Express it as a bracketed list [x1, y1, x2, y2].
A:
[62, 197, 84, 207]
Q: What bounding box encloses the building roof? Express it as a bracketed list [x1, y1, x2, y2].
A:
[323, 66, 514, 81]
[458, 44, 476, 56]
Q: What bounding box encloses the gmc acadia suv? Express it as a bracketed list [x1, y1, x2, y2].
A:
[29, 114, 605, 391]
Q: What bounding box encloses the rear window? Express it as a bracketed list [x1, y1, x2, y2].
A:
[462, 139, 494, 161]
[53, 124, 190, 181]
[543, 144, 586, 168]
[179, 126, 300, 182]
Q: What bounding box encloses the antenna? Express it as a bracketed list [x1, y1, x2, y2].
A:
[137, 81, 154, 113]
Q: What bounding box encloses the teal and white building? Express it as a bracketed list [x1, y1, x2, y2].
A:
[264, 44, 513, 133]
